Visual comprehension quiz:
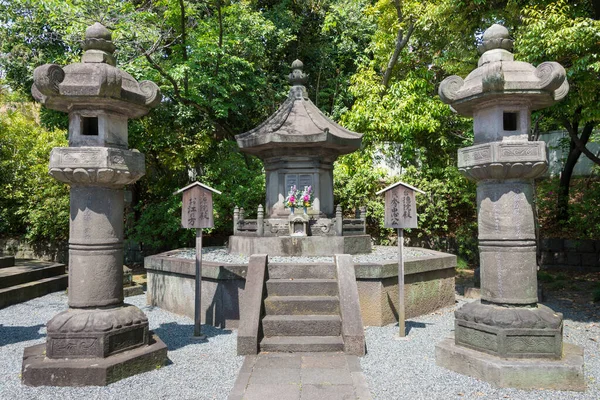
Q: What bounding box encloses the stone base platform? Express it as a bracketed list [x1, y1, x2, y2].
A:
[145, 247, 456, 328]
[21, 333, 167, 386]
[435, 336, 585, 391]
[228, 235, 372, 256]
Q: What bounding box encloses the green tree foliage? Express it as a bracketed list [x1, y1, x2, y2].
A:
[0, 92, 69, 242]
[516, 0, 600, 223]
[1, 0, 597, 259]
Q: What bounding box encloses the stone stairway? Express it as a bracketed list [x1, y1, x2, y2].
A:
[238, 255, 365, 356]
[261, 263, 344, 352]
[0, 258, 68, 309]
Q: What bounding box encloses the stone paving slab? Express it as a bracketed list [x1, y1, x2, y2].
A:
[228, 353, 372, 400]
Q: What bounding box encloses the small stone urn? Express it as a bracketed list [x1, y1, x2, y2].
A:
[22, 23, 167, 386]
[435, 24, 584, 391]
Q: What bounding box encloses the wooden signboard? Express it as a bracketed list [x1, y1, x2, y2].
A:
[176, 182, 221, 229]
[174, 181, 221, 339]
[377, 180, 425, 338]
[378, 182, 424, 229]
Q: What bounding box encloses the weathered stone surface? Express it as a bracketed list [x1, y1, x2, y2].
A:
[454, 301, 563, 359]
[22, 333, 167, 387]
[436, 336, 585, 391]
[46, 305, 149, 359]
[262, 315, 341, 337]
[236, 61, 361, 218]
[0, 273, 68, 309]
[335, 255, 365, 356]
[260, 336, 344, 353]
[49, 147, 145, 187]
[237, 254, 268, 355]
[228, 235, 371, 256]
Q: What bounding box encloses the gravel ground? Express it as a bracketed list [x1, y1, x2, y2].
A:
[1, 291, 598, 399]
[0, 292, 243, 400]
[172, 245, 427, 264]
[362, 296, 600, 400]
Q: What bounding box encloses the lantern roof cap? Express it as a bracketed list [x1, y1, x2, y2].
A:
[31, 22, 161, 118]
[438, 24, 569, 116]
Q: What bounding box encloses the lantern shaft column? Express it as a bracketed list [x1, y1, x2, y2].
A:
[68, 185, 125, 307]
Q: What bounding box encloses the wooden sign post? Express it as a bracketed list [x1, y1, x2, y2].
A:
[175, 182, 222, 339]
[377, 181, 425, 337]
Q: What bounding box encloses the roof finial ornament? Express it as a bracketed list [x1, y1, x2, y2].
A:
[288, 59, 308, 86]
[476, 24, 515, 67]
[82, 22, 117, 66]
[478, 24, 513, 55]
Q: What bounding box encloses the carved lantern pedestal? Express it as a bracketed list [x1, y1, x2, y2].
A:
[435, 24, 584, 391]
[21, 23, 167, 387]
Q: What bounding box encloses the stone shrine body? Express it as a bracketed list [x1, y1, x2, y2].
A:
[228, 60, 371, 256]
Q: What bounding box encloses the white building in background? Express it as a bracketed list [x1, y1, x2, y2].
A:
[542, 130, 599, 177]
[374, 131, 598, 179]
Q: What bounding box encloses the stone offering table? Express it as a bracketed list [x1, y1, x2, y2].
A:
[435, 24, 584, 391]
[22, 23, 167, 386]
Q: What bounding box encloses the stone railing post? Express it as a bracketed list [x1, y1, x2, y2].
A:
[335, 205, 343, 236]
[359, 206, 367, 234]
[257, 205, 264, 236]
[233, 206, 239, 235]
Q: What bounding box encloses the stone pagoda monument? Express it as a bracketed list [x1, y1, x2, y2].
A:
[435, 24, 584, 390]
[22, 23, 167, 386]
[230, 60, 370, 256]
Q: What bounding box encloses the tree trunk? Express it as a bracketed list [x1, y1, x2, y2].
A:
[557, 120, 595, 222]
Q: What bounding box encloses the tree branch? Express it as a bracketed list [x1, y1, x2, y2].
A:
[178, 0, 189, 96]
[381, 0, 415, 92]
[143, 50, 235, 139]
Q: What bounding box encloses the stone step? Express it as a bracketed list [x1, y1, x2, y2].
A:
[0, 256, 15, 269]
[264, 295, 339, 315]
[0, 263, 66, 289]
[0, 274, 68, 309]
[267, 263, 336, 280]
[266, 278, 338, 297]
[262, 315, 342, 337]
[260, 335, 344, 352]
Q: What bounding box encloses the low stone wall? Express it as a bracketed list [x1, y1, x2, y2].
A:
[145, 248, 456, 328]
[0, 237, 145, 266]
[539, 238, 600, 269]
[355, 251, 456, 326]
[0, 238, 68, 263]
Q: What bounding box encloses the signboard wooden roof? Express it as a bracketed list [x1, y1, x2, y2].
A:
[376, 181, 425, 196]
[377, 180, 425, 229]
[174, 181, 222, 195]
[174, 181, 221, 229]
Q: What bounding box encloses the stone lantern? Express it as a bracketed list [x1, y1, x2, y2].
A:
[435, 24, 583, 390]
[22, 23, 167, 386]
